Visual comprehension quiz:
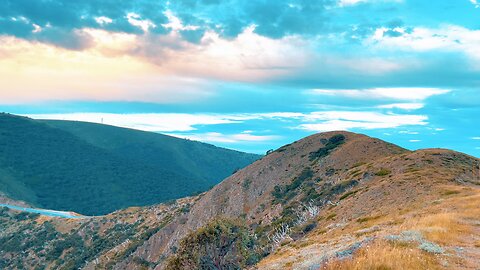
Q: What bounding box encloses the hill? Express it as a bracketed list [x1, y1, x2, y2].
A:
[0, 131, 479, 269]
[0, 113, 259, 215]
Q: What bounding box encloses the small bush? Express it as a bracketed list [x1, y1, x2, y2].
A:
[326, 213, 337, 220]
[339, 189, 359, 200]
[271, 167, 314, 204]
[309, 135, 346, 161]
[165, 218, 264, 270]
[375, 168, 391, 177]
[242, 179, 252, 190]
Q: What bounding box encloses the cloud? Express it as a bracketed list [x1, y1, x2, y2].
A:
[24, 113, 252, 132]
[25, 110, 429, 135]
[168, 132, 280, 143]
[0, 1, 161, 49]
[0, 0, 339, 50]
[472, 137, 480, 140]
[409, 139, 421, 142]
[307, 88, 450, 101]
[339, 0, 367, 6]
[471, 0, 479, 8]
[368, 25, 480, 67]
[296, 111, 428, 132]
[377, 103, 424, 110]
[338, 0, 402, 7]
[399, 130, 419, 135]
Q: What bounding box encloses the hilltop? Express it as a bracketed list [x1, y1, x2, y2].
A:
[0, 113, 259, 215]
[0, 131, 478, 269]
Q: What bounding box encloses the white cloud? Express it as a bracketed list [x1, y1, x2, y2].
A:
[25, 113, 255, 132]
[308, 88, 449, 101]
[169, 132, 280, 143]
[95, 16, 113, 25]
[377, 103, 424, 110]
[369, 25, 480, 66]
[399, 130, 419, 135]
[26, 111, 429, 139]
[126, 12, 155, 32]
[471, 0, 479, 8]
[338, 0, 367, 6]
[472, 137, 480, 140]
[409, 139, 421, 142]
[338, 0, 402, 7]
[296, 111, 428, 132]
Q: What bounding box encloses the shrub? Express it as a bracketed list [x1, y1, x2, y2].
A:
[339, 189, 359, 200]
[242, 179, 252, 190]
[271, 167, 314, 204]
[165, 219, 263, 270]
[309, 135, 346, 161]
[375, 168, 391, 177]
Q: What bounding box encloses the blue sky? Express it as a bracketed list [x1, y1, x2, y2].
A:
[0, 0, 479, 156]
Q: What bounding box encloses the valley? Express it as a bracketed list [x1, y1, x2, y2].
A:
[0, 113, 259, 215]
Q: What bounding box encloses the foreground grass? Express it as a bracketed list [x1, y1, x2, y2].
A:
[322, 187, 480, 270]
[322, 240, 441, 270]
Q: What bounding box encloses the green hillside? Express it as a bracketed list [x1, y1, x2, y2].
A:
[0, 113, 259, 215]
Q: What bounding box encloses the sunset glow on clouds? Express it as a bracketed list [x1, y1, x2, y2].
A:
[1, 0, 479, 155]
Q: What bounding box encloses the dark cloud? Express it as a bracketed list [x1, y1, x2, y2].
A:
[172, 0, 336, 39]
[269, 52, 480, 90]
[0, 0, 343, 49]
[0, 0, 169, 49]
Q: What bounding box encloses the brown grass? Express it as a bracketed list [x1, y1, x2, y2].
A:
[400, 191, 480, 245]
[321, 240, 442, 270]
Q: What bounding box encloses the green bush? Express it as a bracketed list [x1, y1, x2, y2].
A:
[166, 218, 263, 270]
[272, 167, 314, 204]
[309, 134, 346, 161]
[375, 168, 391, 176]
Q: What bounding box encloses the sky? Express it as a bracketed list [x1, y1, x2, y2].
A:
[0, 0, 479, 156]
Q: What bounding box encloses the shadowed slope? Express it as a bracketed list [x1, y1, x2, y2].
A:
[0, 113, 259, 215]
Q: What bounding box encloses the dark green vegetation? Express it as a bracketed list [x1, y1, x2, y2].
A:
[271, 135, 349, 206]
[0, 113, 259, 215]
[308, 134, 346, 161]
[272, 167, 315, 204]
[375, 168, 392, 176]
[166, 218, 264, 270]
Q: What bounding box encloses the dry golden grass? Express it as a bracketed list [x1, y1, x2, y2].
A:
[402, 212, 468, 244]
[321, 240, 442, 270]
[400, 189, 480, 245]
[257, 181, 480, 270]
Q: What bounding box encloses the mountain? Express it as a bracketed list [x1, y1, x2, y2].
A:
[0, 113, 260, 215]
[1, 131, 479, 269]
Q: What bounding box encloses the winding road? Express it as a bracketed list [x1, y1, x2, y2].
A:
[0, 203, 87, 219]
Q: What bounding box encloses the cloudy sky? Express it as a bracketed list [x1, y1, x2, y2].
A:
[0, 0, 479, 155]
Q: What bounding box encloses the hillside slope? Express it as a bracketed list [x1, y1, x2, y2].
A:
[0, 113, 259, 215]
[0, 131, 478, 270]
[41, 119, 258, 185]
[120, 131, 480, 270]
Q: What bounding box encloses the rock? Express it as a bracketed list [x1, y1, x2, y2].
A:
[418, 242, 444, 254]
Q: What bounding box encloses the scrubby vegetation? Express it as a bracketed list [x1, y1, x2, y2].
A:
[272, 167, 315, 204]
[166, 218, 264, 270]
[309, 134, 346, 161]
[0, 198, 183, 270]
[375, 168, 392, 176]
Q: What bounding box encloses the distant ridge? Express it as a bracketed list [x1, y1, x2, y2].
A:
[0, 113, 260, 215]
